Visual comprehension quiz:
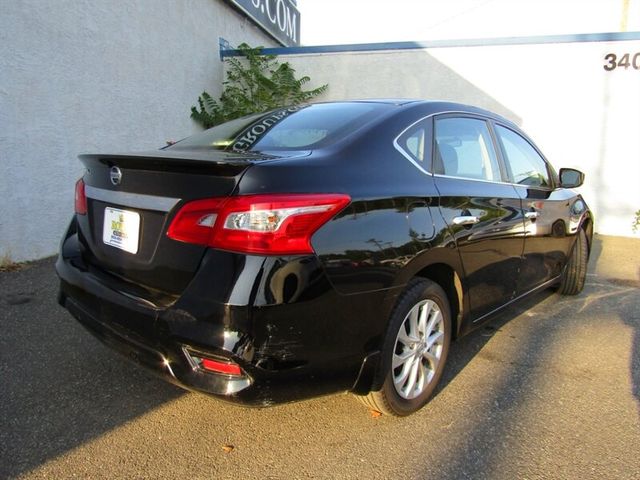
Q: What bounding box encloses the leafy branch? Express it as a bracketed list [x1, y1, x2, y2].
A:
[191, 43, 328, 129]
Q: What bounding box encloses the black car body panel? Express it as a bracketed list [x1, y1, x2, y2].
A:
[56, 100, 593, 406]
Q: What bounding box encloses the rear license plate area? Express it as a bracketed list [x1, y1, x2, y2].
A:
[102, 207, 140, 254]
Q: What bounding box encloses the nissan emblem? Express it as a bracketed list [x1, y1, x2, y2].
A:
[110, 166, 122, 186]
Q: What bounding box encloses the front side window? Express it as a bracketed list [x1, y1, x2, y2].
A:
[496, 125, 550, 187]
[434, 117, 502, 182]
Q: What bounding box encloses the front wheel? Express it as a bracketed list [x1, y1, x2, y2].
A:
[359, 279, 451, 416]
[557, 229, 588, 295]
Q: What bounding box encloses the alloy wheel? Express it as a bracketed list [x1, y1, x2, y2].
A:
[392, 299, 445, 399]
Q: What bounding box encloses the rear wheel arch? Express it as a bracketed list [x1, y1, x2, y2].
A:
[414, 263, 464, 339]
[358, 278, 452, 415]
[351, 261, 465, 396]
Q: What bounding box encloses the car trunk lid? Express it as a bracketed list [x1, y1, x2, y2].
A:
[76, 149, 305, 296]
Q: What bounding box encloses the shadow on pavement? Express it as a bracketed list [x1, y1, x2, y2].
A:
[589, 234, 640, 413]
[435, 288, 556, 403]
[425, 274, 640, 477]
[0, 258, 184, 479]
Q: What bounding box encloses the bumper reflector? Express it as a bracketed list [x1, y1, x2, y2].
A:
[201, 358, 242, 376]
[183, 347, 244, 376]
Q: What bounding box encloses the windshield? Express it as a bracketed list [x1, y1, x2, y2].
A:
[168, 102, 390, 152]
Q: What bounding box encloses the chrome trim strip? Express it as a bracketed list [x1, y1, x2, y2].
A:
[393, 111, 439, 176]
[434, 173, 513, 186]
[85, 185, 180, 212]
[433, 173, 553, 189]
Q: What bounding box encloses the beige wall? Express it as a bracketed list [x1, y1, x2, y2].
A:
[0, 0, 276, 262]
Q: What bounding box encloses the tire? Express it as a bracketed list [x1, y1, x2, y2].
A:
[358, 279, 451, 416]
[557, 229, 588, 295]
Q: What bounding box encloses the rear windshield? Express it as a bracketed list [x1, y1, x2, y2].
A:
[169, 103, 389, 152]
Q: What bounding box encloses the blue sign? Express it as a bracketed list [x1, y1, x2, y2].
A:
[227, 0, 301, 47]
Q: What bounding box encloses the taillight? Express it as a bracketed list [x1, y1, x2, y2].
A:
[75, 178, 87, 215]
[166, 198, 224, 245]
[167, 193, 350, 255]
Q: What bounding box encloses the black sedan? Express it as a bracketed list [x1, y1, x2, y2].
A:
[56, 100, 592, 416]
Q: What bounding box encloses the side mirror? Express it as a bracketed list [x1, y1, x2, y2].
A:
[559, 168, 584, 188]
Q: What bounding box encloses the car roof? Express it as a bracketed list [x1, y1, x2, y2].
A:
[339, 99, 422, 105]
[411, 100, 519, 128]
[315, 99, 516, 125]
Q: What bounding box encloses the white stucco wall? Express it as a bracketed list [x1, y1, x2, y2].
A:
[281, 39, 640, 238]
[0, 0, 275, 262]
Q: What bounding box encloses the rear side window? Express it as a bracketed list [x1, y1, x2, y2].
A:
[396, 119, 430, 165]
[434, 117, 502, 182]
[402, 127, 427, 162]
[169, 103, 389, 152]
[495, 125, 550, 187]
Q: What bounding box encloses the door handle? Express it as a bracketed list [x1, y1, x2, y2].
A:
[525, 211, 539, 220]
[452, 215, 480, 226]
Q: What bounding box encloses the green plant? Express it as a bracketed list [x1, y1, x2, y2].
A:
[191, 43, 328, 129]
[0, 253, 23, 272]
[633, 210, 640, 233]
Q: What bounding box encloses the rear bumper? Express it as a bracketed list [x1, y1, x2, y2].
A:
[58, 288, 253, 398]
[56, 224, 394, 406]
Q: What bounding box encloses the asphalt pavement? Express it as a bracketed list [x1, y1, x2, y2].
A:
[1, 234, 639, 479]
